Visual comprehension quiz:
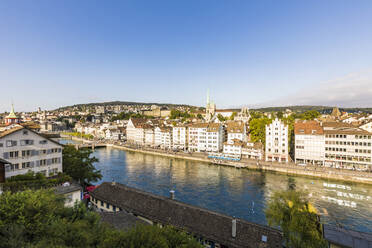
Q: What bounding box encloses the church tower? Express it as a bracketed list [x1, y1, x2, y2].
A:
[5, 104, 20, 125]
[205, 89, 216, 122]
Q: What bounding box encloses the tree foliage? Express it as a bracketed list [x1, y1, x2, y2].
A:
[0, 190, 203, 248]
[101, 225, 202, 248]
[217, 114, 227, 122]
[110, 112, 152, 122]
[62, 145, 102, 186]
[249, 117, 271, 145]
[3, 171, 72, 192]
[170, 110, 193, 120]
[265, 190, 327, 248]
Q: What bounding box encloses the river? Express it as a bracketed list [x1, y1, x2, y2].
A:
[59, 139, 372, 233]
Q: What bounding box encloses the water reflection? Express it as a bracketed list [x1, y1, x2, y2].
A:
[59, 140, 372, 233]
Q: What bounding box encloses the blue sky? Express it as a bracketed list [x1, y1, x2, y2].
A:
[1, 0, 372, 112]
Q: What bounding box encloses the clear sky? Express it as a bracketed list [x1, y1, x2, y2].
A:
[1, 0, 372, 112]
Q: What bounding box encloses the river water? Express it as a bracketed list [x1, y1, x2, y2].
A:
[60, 140, 372, 233]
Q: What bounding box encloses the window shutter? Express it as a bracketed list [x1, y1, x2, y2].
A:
[30, 161, 34, 168]
[3, 152, 9, 159]
[47, 159, 51, 165]
[35, 160, 40, 167]
[12, 141, 17, 146]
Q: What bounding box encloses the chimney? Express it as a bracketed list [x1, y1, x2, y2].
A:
[232, 218, 237, 238]
[169, 190, 175, 200]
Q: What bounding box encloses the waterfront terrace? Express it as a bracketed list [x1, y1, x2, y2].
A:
[90, 182, 283, 248]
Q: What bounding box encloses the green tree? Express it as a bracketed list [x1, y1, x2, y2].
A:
[0, 190, 202, 248]
[249, 117, 271, 145]
[217, 114, 226, 122]
[277, 111, 284, 119]
[302, 110, 320, 120]
[62, 145, 101, 186]
[197, 113, 203, 119]
[101, 225, 202, 248]
[229, 112, 237, 120]
[265, 190, 327, 248]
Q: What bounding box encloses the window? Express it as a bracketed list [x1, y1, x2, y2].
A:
[0, 143, 3, 147]
[6, 140, 17, 147]
[100, 201, 104, 207]
[39, 140, 48, 145]
[9, 151, 19, 158]
[23, 130, 28, 135]
[113, 206, 116, 211]
[106, 203, 110, 208]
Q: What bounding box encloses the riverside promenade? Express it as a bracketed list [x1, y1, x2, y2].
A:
[60, 135, 372, 185]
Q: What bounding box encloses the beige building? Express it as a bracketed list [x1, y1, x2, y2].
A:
[294, 120, 325, 165]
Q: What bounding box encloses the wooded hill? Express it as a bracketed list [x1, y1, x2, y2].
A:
[252, 105, 372, 114]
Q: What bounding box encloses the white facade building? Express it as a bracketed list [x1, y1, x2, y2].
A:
[265, 118, 289, 162]
[126, 118, 146, 145]
[0, 125, 63, 178]
[172, 125, 188, 150]
[154, 126, 172, 149]
[294, 121, 325, 165]
[188, 123, 224, 152]
[323, 122, 372, 170]
[144, 126, 155, 147]
[226, 121, 247, 142]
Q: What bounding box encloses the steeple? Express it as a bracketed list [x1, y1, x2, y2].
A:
[5, 103, 20, 125]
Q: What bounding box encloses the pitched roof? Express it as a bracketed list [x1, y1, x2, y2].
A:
[0, 125, 24, 138]
[294, 120, 324, 135]
[54, 183, 82, 195]
[323, 224, 372, 248]
[323, 122, 371, 135]
[130, 118, 147, 128]
[227, 121, 245, 133]
[91, 182, 283, 248]
[207, 123, 221, 132]
[0, 125, 63, 147]
[99, 211, 149, 230]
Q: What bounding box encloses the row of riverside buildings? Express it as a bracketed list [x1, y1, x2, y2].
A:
[126, 118, 264, 160]
[127, 117, 372, 171]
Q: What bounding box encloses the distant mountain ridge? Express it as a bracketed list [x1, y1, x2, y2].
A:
[252, 105, 372, 114]
[56, 101, 193, 110]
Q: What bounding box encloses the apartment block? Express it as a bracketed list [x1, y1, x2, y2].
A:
[323, 122, 372, 170]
